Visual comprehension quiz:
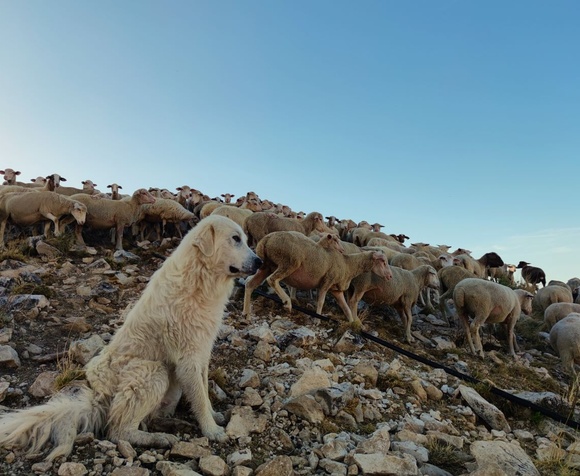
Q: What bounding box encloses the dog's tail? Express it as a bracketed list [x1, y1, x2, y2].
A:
[0, 386, 106, 460]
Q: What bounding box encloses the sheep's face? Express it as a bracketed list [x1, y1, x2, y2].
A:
[135, 189, 157, 205]
[1, 168, 20, 184]
[72, 202, 87, 225]
[438, 254, 454, 268]
[426, 267, 440, 290]
[371, 252, 392, 281]
[318, 233, 344, 254]
[515, 289, 534, 315]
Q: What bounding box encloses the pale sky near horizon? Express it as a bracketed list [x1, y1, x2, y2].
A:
[1, 1, 579, 283]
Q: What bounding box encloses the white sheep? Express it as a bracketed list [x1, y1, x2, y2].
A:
[347, 264, 440, 343]
[70, 188, 156, 250]
[136, 198, 196, 241]
[243, 231, 392, 323]
[211, 205, 254, 229]
[0, 191, 87, 246]
[453, 278, 533, 358]
[544, 302, 580, 330]
[549, 313, 580, 374]
[532, 284, 573, 316]
[437, 265, 482, 322]
[244, 211, 332, 248]
[107, 183, 124, 200]
[1, 168, 23, 185]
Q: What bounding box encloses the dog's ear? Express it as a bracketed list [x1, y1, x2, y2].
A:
[193, 224, 216, 256]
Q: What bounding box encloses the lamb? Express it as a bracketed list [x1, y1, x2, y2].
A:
[531, 284, 573, 316]
[243, 231, 392, 323]
[0, 191, 87, 246]
[544, 302, 580, 330]
[438, 265, 484, 322]
[347, 264, 440, 343]
[549, 313, 580, 374]
[244, 211, 330, 248]
[70, 188, 156, 250]
[136, 198, 196, 241]
[516, 261, 546, 289]
[452, 278, 533, 358]
[211, 205, 254, 229]
[453, 252, 504, 278]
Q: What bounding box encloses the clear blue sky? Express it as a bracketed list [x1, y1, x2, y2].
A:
[1, 1, 579, 283]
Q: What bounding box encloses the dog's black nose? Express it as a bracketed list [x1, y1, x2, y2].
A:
[253, 256, 263, 271]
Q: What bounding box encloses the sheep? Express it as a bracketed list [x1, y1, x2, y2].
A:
[53, 178, 99, 196]
[391, 233, 410, 244]
[70, 188, 156, 250]
[452, 278, 533, 358]
[531, 284, 573, 316]
[221, 193, 235, 203]
[567, 277, 580, 294]
[211, 205, 253, 229]
[516, 261, 546, 289]
[389, 252, 430, 270]
[199, 200, 227, 219]
[107, 183, 124, 200]
[349, 222, 374, 246]
[453, 252, 504, 278]
[1, 168, 22, 185]
[243, 231, 392, 323]
[347, 264, 440, 343]
[0, 191, 87, 246]
[549, 313, 580, 374]
[366, 237, 405, 252]
[244, 211, 330, 248]
[29, 176, 47, 187]
[135, 198, 196, 241]
[487, 263, 517, 285]
[544, 302, 580, 330]
[437, 265, 484, 322]
[336, 218, 357, 241]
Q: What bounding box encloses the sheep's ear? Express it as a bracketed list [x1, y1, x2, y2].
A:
[15, 171, 21, 176]
[193, 223, 216, 257]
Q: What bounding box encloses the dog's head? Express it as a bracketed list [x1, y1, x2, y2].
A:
[192, 215, 262, 277]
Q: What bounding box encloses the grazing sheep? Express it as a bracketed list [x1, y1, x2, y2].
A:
[453, 252, 504, 278]
[532, 284, 573, 316]
[516, 261, 546, 289]
[136, 198, 196, 241]
[244, 211, 330, 248]
[549, 313, 580, 374]
[211, 205, 253, 229]
[71, 188, 156, 250]
[348, 264, 440, 343]
[0, 191, 87, 246]
[438, 266, 485, 322]
[544, 302, 580, 330]
[243, 231, 392, 323]
[453, 278, 533, 358]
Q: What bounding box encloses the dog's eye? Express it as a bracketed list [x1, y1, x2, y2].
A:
[233, 235, 241, 243]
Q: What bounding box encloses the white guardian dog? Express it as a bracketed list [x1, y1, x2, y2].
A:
[0, 215, 262, 460]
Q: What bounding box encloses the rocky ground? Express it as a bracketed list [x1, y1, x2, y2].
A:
[0, 234, 579, 476]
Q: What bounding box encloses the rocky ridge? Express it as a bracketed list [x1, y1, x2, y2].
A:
[0, 237, 579, 476]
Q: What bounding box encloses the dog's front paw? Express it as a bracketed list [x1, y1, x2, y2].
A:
[212, 411, 226, 425]
[203, 425, 228, 443]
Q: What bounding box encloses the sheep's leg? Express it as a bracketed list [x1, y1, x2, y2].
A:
[458, 312, 477, 356]
[243, 267, 269, 316]
[506, 313, 519, 357]
[74, 223, 86, 246]
[330, 290, 355, 322]
[470, 318, 485, 358]
[267, 266, 300, 312]
[402, 306, 415, 344]
[347, 291, 366, 321]
[0, 219, 7, 248]
[115, 225, 124, 250]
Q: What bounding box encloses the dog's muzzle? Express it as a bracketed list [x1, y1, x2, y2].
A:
[233, 253, 262, 276]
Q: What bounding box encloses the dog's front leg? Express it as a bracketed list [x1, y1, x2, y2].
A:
[176, 358, 228, 442]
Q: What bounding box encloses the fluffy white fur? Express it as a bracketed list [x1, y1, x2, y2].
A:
[0, 215, 262, 460]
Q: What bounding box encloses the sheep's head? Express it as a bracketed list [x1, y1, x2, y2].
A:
[71, 202, 87, 225]
[1, 168, 20, 184]
[134, 188, 157, 205]
[371, 251, 392, 281]
[425, 266, 440, 290]
[516, 289, 534, 315]
[318, 233, 345, 254]
[516, 261, 530, 269]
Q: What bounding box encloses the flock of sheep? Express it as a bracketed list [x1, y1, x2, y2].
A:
[1, 168, 580, 376]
